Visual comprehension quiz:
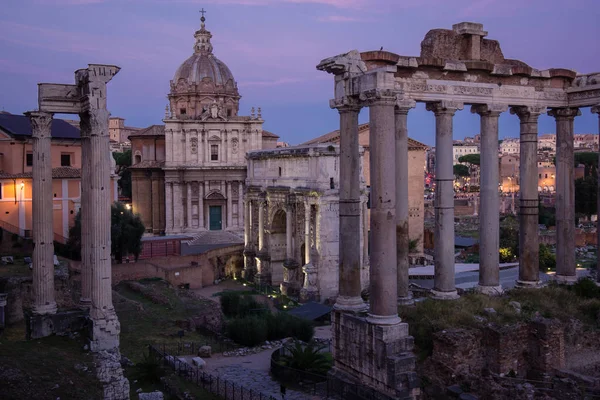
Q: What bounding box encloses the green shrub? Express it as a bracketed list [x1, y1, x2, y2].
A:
[572, 278, 600, 299]
[279, 341, 333, 376]
[227, 316, 268, 347]
[220, 291, 263, 317]
[133, 351, 165, 384]
[539, 244, 556, 272]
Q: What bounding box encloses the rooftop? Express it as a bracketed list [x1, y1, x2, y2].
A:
[0, 112, 80, 140]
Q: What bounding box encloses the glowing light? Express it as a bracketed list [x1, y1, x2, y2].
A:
[283, 305, 288, 309]
[125, 203, 131, 210]
[243, 283, 247, 286]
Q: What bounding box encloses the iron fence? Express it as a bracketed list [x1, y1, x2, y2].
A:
[149, 344, 278, 400]
[154, 339, 237, 356]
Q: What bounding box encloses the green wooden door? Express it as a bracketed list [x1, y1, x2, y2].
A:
[209, 206, 222, 230]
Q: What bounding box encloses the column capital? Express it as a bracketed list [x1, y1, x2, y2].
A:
[591, 105, 600, 115]
[471, 103, 508, 116]
[395, 99, 416, 114]
[509, 105, 547, 120]
[426, 100, 464, 116]
[359, 88, 398, 107]
[330, 96, 361, 112]
[25, 111, 54, 138]
[548, 107, 581, 121]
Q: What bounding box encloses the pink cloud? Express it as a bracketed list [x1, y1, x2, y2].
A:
[316, 15, 360, 22]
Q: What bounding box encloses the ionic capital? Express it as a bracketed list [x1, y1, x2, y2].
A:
[395, 98, 416, 114]
[426, 101, 464, 116]
[590, 105, 600, 115]
[471, 103, 508, 117]
[25, 111, 53, 138]
[548, 107, 581, 121]
[330, 96, 362, 112]
[359, 88, 398, 107]
[509, 105, 547, 121]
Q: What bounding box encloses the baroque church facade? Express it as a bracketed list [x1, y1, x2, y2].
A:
[130, 15, 278, 236]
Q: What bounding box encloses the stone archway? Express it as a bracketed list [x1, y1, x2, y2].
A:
[205, 191, 226, 230]
[269, 209, 286, 285]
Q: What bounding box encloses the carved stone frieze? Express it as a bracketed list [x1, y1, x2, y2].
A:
[359, 88, 398, 106]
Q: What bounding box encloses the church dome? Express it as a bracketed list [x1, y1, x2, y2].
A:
[173, 53, 236, 88]
[168, 14, 240, 120]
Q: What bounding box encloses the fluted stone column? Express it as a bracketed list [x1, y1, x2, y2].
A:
[186, 182, 192, 229]
[165, 182, 173, 232]
[472, 104, 506, 295]
[286, 204, 293, 261]
[79, 113, 92, 308]
[593, 106, 600, 284]
[550, 107, 580, 283]
[243, 199, 255, 280]
[26, 111, 57, 315]
[199, 182, 204, 229]
[258, 200, 265, 252]
[238, 181, 244, 227]
[427, 101, 463, 299]
[255, 197, 270, 284]
[511, 106, 545, 287]
[395, 100, 416, 305]
[226, 181, 233, 229]
[367, 91, 401, 325]
[334, 103, 367, 312]
[304, 202, 311, 266]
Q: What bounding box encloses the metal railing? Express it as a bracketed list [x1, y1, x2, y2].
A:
[149, 344, 278, 400]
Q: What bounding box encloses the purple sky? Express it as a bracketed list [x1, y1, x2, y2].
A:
[1, 0, 599, 146]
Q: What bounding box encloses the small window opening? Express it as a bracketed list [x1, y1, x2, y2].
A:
[278, 167, 282, 177]
[211, 145, 218, 161]
[26, 153, 33, 167]
[135, 154, 141, 164]
[330, 177, 335, 189]
[180, 108, 186, 115]
[60, 154, 71, 167]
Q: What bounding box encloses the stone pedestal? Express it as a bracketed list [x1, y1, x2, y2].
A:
[331, 311, 420, 399]
[299, 263, 319, 302]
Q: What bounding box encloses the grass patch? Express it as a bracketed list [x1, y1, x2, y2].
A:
[400, 283, 600, 360]
[0, 260, 33, 278]
[0, 322, 103, 400]
[115, 280, 225, 362]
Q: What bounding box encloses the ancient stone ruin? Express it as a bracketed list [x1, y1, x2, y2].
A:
[318, 21, 600, 399]
[26, 64, 129, 399]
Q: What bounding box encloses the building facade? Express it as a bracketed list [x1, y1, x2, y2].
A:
[452, 143, 479, 164]
[0, 112, 117, 241]
[130, 16, 278, 238]
[244, 145, 369, 302]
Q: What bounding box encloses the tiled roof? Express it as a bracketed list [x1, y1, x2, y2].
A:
[130, 160, 165, 169]
[262, 130, 279, 139]
[302, 123, 428, 150]
[0, 167, 81, 179]
[0, 113, 80, 140]
[128, 125, 165, 138]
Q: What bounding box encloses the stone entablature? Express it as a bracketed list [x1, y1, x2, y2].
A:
[244, 145, 369, 302]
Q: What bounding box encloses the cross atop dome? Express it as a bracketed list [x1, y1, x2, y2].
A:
[194, 8, 213, 54]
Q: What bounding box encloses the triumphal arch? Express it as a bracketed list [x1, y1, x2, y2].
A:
[318, 22, 600, 399]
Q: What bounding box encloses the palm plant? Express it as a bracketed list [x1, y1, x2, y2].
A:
[279, 340, 333, 376]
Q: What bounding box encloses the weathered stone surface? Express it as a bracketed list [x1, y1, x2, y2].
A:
[94, 349, 130, 400]
[198, 345, 212, 358]
[192, 357, 206, 368]
[138, 391, 164, 400]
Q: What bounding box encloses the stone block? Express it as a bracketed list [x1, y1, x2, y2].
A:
[139, 391, 164, 400]
[192, 357, 206, 368]
[25, 309, 88, 340]
[198, 345, 212, 358]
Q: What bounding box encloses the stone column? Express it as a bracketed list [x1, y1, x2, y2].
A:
[186, 182, 192, 229]
[426, 101, 463, 299]
[593, 106, 600, 283]
[333, 103, 367, 312]
[395, 100, 416, 305]
[303, 201, 311, 266]
[79, 112, 92, 308]
[258, 199, 265, 252]
[367, 90, 402, 325]
[472, 104, 506, 295]
[198, 182, 204, 229]
[254, 197, 270, 284]
[510, 106, 546, 287]
[238, 181, 244, 227]
[286, 203, 293, 261]
[26, 111, 57, 315]
[165, 182, 173, 232]
[226, 181, 233, 229]
[243, 199, 255, 280]
[550, 107, 580, 283]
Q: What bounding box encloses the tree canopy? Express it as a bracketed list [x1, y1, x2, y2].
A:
[574, 152, 598, 178]
[67, 202, 145, 262]
[458, 153, 480, 166]
[453, 164, 470, 178]
[575, 176, 598, 217]
[113, 150, 132, 199]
